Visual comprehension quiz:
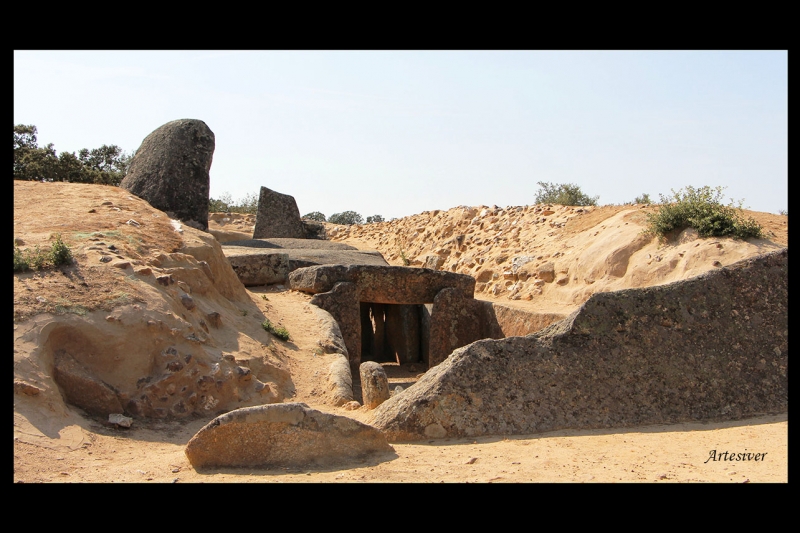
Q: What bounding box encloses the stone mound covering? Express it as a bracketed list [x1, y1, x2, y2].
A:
[121, 119, 215, 231]
[370, 249, 788, 441]
[221, 238, 389, 286]
[329, 204, 787, 306]
[184, 403, 394, 468]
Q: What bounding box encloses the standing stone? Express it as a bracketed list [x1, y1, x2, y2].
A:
[252, 187, 305, 239]
[428, 288, 484, 367]
[310, 282, 361, 370]
[360, 362, 390, 409]
[120, 119, 215, 231]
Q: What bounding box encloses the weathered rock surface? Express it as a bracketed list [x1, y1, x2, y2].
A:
[427, 288, 484, 367]
[252, 187, 305, 239]
[52, 349, 124, 417]
[290, 265, 476, 303]
[224, 251, 290, 286]
[360, 362, 390, 409]
[371, 249, 788, 441]
[222, 239, 389, 285]
[184, 403, 393, 468]
[302, 219, 327, 240]
[310, 282, 361, 369]
[120, 119, 215, 231]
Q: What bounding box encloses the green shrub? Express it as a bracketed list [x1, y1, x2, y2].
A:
[633, 193, 652, 204]
[13, 245, 28, 272]
[209, 192, 259, 214]
[644, 186, 763, 241]
[262, 319, 290, 341]
[534, 182, 598, 206]
[49, 234, 72, 266]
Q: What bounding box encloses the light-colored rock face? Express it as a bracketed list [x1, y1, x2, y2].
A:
[13, 181, 291, 422]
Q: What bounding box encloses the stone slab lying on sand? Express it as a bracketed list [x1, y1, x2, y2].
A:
[370, 249, 788, 441]
[184, 403, 393, 468]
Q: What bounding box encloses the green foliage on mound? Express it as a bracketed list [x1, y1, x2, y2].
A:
[14, 234, 73, 272]
[262, 319, 290, 341]
[645, 186, 763, 241]
[534, 181, 599, 206]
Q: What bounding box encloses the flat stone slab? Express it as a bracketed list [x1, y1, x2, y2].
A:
[223, 238, 359, 251]
[222, 242, 389, 286]
[185, 403, 393, 468]
[290, 264, 476, 304]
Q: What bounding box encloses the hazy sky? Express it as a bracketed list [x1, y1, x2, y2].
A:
[14, 50, 788, 219]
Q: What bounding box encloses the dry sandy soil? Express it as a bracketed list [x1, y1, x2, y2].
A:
[13, 181, 788, 483]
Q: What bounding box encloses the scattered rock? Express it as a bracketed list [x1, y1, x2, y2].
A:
[180, 293, 196, 310]
[109, 413, 133, 428]
[342, 401, 361, 410]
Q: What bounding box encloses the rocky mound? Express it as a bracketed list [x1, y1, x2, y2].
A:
[13, 181, 294, 426]
[326, 204, 788, 312]
[369, 249, 788, 441]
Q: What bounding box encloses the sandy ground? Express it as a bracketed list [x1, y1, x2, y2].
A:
[13, 181, 788, 483]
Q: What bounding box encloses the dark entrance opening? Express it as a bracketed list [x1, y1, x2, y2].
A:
[360, 302, 425, 365]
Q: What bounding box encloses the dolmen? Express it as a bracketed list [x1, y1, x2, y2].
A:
[289, 264, 489, 370]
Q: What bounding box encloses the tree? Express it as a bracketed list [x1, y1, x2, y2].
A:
[209, 192, 233, 213]
[633, 193, 652, 204]
[14, 125, 58, 182]
[366, 214, 384, 223]
[303, 211, 327, 222]
[14, 124, 133, 185]
[328, 211, 363, 225]
[533, 181, 599, 206]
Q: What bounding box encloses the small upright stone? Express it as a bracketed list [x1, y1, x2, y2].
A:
[120, 119, 215, 231]
[252, 186, 305, 239]
[360, 361, 390, 409]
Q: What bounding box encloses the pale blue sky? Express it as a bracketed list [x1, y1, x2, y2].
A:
[14, 50, 788, 219]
